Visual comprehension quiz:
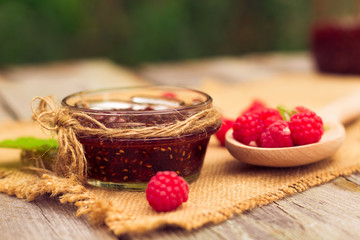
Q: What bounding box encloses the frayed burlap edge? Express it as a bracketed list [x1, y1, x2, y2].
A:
[1, 165, 359, 236]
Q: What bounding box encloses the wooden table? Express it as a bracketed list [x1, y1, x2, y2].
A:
[1, 55, 360, 240]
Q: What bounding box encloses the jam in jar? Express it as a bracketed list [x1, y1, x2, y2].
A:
[311, 21, 360, 74]
[310, 0, 360, 74]
[61, 86, 220, 190]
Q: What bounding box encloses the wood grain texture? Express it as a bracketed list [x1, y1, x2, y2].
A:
[137, 53, 313, 86]
[0, 194, 116, 240]
[0, 59, 146, 120]
[0, 106, 12, 122]
[0, 77, 16, 122]
[1, 173, 359, 240]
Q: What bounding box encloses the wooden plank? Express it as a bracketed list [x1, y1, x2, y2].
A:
[136, 53, 313, 86]
[0, 75, 16, 122]
[0, 194, 116, 240]
[0, 105, 13, 122]
[345, 172, 360, 185]
[0, 59, 146, 121]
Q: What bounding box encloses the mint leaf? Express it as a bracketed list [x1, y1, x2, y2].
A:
[0, 137, 58, 151]
[277, 105, 296, 121]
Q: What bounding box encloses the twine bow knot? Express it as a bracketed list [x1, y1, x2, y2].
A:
[32, 96, 88, 184]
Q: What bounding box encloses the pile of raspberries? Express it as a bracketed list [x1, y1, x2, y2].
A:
[216, 100, 324, 148]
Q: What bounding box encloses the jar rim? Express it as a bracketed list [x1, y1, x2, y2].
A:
[61, 85, 213, 115]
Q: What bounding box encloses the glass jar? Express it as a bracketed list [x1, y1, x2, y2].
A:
[310, 0, 360, 74]
[61, 86, 220, 191]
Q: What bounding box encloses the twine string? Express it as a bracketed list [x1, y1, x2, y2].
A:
[32, 96, 88, 183]
[31, 96, 221, 184]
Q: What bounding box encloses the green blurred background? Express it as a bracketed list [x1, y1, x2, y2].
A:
[0, 0, 311, 66]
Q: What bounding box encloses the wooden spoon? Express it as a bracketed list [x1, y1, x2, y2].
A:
[225, 89, 360, 167]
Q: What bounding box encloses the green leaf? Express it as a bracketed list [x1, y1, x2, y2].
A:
[277, 105, 296, 121]
[0, 137, 58, 151]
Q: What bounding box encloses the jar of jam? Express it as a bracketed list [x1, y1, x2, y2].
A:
[310, 1, 360, 74]
[61, 86, 221, 190]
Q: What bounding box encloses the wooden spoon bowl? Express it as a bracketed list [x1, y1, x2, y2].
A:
[225, 121, 345, 167]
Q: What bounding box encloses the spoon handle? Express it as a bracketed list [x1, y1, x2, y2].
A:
[317, 89, 360, 124]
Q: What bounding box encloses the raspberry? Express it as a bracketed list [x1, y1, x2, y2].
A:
[242, 99, 267, 114]
[289, 110, 324, 145]
[263, 115, 283, 128]
[233, 112, 264, 146]
[254, 107, 283, 128]
[294, 106, 311, 113]
[145, 171, 189, 212]
[215, 117, 234, 146]
[260, 120, 293, 148]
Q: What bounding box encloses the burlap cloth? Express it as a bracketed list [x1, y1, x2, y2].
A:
[1, 73, 360, 235]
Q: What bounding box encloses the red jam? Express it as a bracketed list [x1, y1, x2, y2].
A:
[62, 86, 220, 190]
[311, 21, 360, 74]
[79, 132, 212, 185]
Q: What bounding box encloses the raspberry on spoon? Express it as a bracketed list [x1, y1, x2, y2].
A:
[260, 120, 294, 148]
[233, 112, 265, 146]
[254, 107, 282, 128]
[289, 110, 324, 145]
[242, 99, 267, 114]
